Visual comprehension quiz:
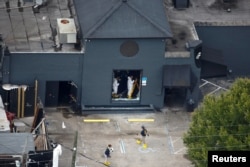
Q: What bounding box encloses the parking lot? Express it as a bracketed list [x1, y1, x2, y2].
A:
[17, 77, 232, 167]
[44, 107, 193, 167]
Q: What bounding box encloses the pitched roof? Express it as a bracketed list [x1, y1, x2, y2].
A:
[73, 0, 172, 38]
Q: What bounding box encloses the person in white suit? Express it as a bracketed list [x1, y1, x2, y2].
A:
[127, 76, 134, 98]
[52, 143, 62, 167]
[112, 77, 120, 95]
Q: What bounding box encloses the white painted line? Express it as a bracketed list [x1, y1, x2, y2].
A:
[170, 136, 175, 154]
[165, 125, 174, 154]
[201, 79, 228, 91]
[199, 81, 208, 88]
[208, 87, 221, 95]
[119, 139, 126, 154]
[174, 147, 186, 154]
[138, 146, 150, 153]
[115, 121, 120, 132]
[172, 137, 181, 144]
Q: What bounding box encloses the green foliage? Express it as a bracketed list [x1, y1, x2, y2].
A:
[183, 78, 250, 167]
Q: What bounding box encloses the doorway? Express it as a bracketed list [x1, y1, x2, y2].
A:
[45, 81, 77, 107]
[164, 88, 187, 107]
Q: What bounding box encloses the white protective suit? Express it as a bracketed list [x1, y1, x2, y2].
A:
[53, 144, 62, 167]
[112, 78, 119, 94]
[127, 76, 134, 97]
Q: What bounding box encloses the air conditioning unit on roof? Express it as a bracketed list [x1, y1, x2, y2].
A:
[57, 18, 77, 44]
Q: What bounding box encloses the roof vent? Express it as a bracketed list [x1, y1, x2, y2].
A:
[57, 18, 77, 43]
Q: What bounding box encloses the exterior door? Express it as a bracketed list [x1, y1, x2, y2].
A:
[45, 81, 59, 107]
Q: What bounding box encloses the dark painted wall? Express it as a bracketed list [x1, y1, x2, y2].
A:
[4, 40, 201, 110]
[164, 46, 201, 107]
[82, 38, 166, 108]
[7, 53, 83, 104]
[195, 26, 250, 76]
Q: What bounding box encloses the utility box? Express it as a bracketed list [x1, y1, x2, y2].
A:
[57, 18, 77, 44]
[173, 0, 190, 9]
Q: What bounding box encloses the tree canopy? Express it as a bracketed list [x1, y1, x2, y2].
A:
[183, 78, 250, 167]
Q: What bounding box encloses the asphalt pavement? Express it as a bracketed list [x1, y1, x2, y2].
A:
[43, 107, 193, 167]
[17, 76, 233, 167]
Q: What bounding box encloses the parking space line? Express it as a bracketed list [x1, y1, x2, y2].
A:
[174, 147, 186, 154]
[172, 137, 181, 144]
[128, 118, 154, 122]
[165, 125, 174, 154]
[83, 119, 110, 122]
[169, 136, 175, 153]
[115, 121, 120, 132]
[119, 139, 126, 154]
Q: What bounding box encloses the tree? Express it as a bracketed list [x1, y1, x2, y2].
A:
[183, 78, 250, 167]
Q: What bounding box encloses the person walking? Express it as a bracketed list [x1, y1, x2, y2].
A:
[104, 144, 114, 166]
[139, 126, 149, 145]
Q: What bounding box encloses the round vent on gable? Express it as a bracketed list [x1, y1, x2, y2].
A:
[120, 40, 139, 57]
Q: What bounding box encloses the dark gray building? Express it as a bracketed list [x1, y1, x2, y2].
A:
[0, 0, 201, 114]
[195, 24, 250, 78]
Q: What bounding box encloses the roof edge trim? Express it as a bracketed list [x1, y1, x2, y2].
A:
[127, 2, 172, 37]
[84, 1, 123, 38]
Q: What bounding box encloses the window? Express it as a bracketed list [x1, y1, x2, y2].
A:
[112, 70, 141, 101]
